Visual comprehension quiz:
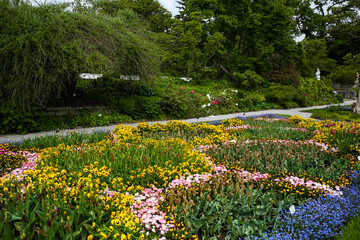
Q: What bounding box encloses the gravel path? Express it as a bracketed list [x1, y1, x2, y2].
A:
[0, 100, 355, 143]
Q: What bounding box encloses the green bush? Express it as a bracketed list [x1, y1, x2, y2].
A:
[0, 102, 38, 134]
[161, 87, 190, 118]
[132, 96, 165, 120]
[255, 102, 282, 110]
[111, 97, 136, 115]
[328, 65, 359, 85]
[336, 94, 344, 103]
[0, 2, 159, 111]
[237, 93, 266, 111]
[233, 70, 269, 90]
[299, 78, 335, 100]
[283, 101, 299, 109]
[261, 84, 297, 107]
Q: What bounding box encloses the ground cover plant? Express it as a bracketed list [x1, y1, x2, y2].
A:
[1, 115, 360, 239]
[305, 105, 360, 123]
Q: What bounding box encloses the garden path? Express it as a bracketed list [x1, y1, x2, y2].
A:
[0, 100, 355, 143]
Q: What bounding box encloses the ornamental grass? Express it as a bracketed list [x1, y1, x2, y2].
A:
[1, 116, 359, 239]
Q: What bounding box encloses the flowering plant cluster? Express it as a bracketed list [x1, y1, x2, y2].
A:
[162, 86, 240, 119]
[290, 115, 360, 155]
[254, 171, 360, 240]
[0, 115, 359, 239]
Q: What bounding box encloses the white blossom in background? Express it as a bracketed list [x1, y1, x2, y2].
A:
[206, 93, 211, 101]
[79, 73, 103, 79]
[180, 77, 192, 82]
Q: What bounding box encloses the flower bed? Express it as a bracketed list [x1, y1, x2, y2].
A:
[1, 116, 359, 239]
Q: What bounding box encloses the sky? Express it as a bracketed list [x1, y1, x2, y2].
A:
[158, 0, 179, 16]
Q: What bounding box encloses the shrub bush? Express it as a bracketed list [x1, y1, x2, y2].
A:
[298, 77, 336, 104]
[261, 84, 297, 107]
[0, 2, 159, 111]
[237, 93, 266, 111]
[328, 65, 359, 85]
[0, 102, 38, 134]
[233, 70, 269, 90]
[132, 96, 165, 120]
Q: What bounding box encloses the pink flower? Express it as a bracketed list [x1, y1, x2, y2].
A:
[191, 91, 194, 94]
[199, 94, 202, 97]
[179, 86, 183, 90]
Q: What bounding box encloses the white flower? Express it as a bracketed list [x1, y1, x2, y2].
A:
[358, 156, 360, 161]
[73, 93, 76, 97]
[202, 104, 207, 108]
[207, 103, 211, 107]
[236, 103, 238, 106]
[206, 93, 211, 101]
[289, 205, 296, 215]
[98, 114, 102, 117]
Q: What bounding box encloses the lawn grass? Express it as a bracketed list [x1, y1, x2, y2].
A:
[305, 105, 360, 122]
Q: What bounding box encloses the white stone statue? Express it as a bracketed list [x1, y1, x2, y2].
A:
[316, 68, 320, 80]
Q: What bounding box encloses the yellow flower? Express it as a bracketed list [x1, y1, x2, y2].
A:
[87, 235, 94, 240]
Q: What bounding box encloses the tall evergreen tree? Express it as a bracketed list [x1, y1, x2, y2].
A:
[164, 0, 300, 84]
[91, 0, 172, 32]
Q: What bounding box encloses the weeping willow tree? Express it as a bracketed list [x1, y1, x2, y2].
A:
[0, 0, 160, 111]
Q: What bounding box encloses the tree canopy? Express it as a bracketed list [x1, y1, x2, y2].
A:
[160, 0, 360, 85]
[1, 0, 360, 111]
[90, 0, 172, 32]
[0, 0, 160, 110]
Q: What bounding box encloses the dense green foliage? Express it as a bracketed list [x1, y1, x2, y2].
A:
[90, 0, 172, 32]
[1, 0, 358, 134]
[161, 0, 360, 86]
[1, 75, 341, 134]
[0, 0, 159, 111]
